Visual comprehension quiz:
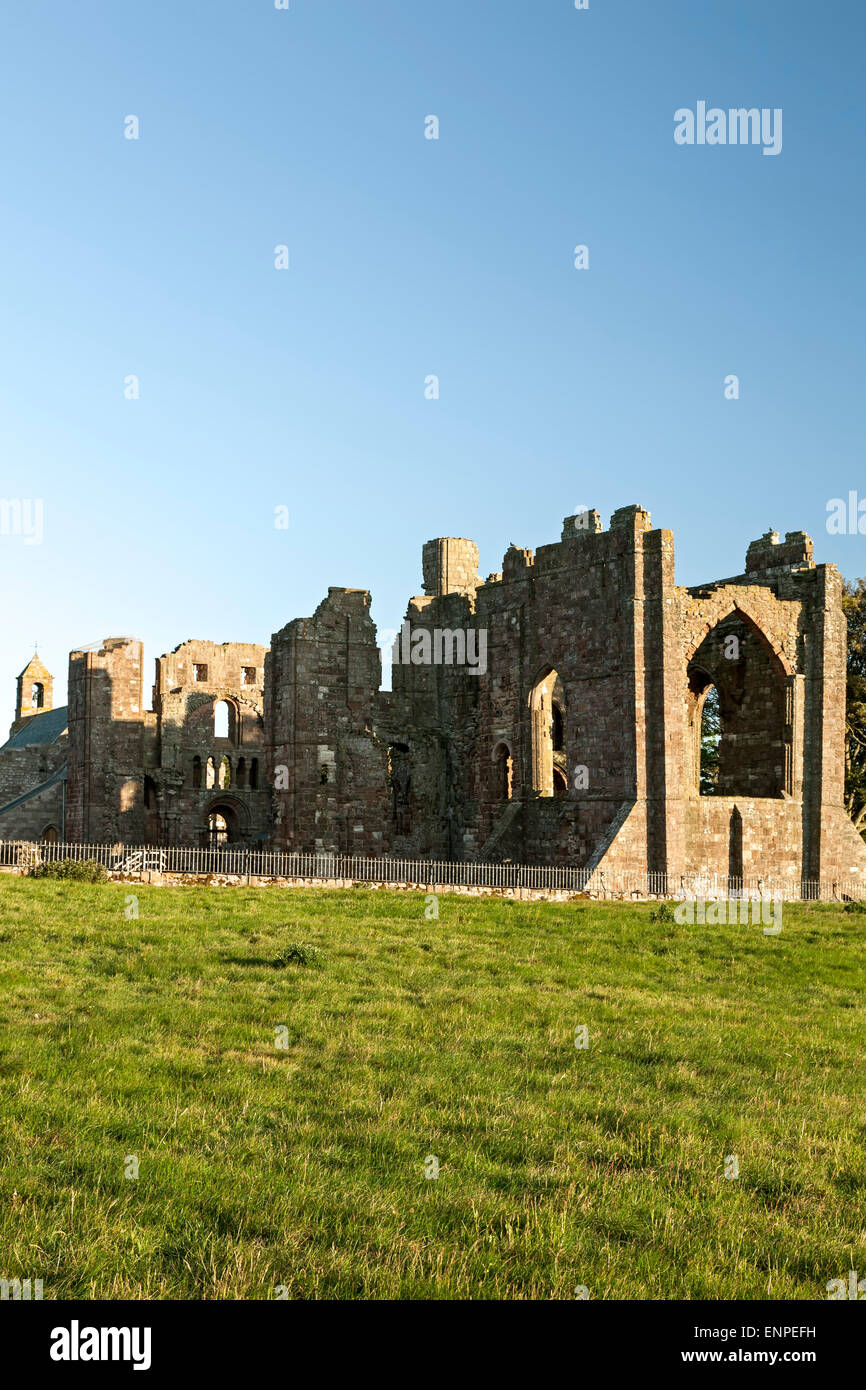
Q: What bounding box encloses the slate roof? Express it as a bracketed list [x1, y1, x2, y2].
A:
[0, 706, 68, 751]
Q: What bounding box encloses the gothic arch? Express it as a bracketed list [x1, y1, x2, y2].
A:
[683, 599, 794, 679]
[528, 667, 567, 797]
[686, 607, 788, 798]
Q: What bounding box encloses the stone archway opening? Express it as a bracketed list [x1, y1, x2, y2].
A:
[687, 612, 787, 798]
[388, 743, 412, 836]
[528, 668, 567, 797]
[205, 800, 246, 847]
[694, 678, 721, 794]
[214, 700, 236, 741]
[492, 741, 513, 800]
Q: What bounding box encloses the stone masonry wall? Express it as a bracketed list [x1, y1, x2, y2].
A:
[149, 640, 270, 846]
[0, 745, 66, 840]
[66, 638, 146, 843]
[3, 510, 865, 889]
[265, 588, 389, 855]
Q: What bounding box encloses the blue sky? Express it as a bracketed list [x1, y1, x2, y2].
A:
[1, 0, 864, 728]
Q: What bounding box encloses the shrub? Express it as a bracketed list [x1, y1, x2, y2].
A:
[843, 899, 866, 914]
[28, 858, 109, 883]
[274, 943, 323, 968]
[650, 902, 676, 924]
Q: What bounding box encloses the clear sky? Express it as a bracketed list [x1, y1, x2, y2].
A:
[1, 0, 864, 729]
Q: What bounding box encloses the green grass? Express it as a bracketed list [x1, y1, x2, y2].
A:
[0, 876, 863, 1300]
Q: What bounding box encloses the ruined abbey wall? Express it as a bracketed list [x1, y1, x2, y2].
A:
[151, 640, 271, 848]
[265, 589, 388, 856]
[2, 506, 865, 888]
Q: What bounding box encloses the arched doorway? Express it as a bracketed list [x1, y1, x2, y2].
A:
[204, 798, 247, 848]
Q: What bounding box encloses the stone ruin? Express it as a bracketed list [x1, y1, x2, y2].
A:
[2, 505, 865, 886]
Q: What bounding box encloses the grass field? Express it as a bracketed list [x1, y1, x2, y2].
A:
[0, 875, 863, 1300]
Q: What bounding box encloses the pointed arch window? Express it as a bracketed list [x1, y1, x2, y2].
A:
[529, 669, 568, 796]
[492, 742, 513, 800]
[687, 612, 787, 798]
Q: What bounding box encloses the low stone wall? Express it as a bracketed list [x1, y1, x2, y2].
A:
[119, 872, 604, 902]
[0, 863, 653, 902]
[2, 861, 859, 902]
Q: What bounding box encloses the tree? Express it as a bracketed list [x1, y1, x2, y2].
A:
[842, 578, 866, 836]
[699, 685, 721, 795]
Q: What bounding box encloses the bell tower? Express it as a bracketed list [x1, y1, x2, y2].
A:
[13, 654, 54, 733]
